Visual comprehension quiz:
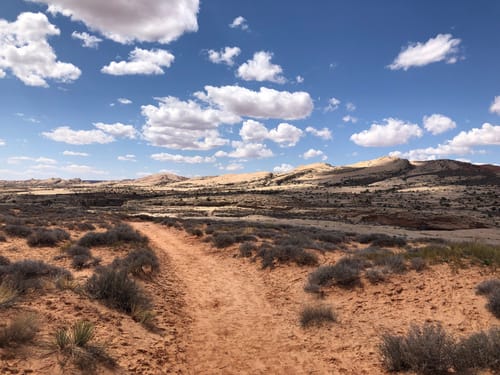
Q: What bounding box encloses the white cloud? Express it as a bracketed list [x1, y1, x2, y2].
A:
[423, 114, 456, 135]
[0, 12, 81, 87]
[306, 126, 332, 140]
[117, 154, 136, 162]
[302, 149, 327, 161]
[239, 120, 302, 146]
[196, 85, 313, 120]
[7, 156, 57, 165]
[208, 46, 241, 66]
[350, 118, 423, 147]
[43, 126, 115, 145]
[32, 0, 199, 44]
[390, 123, 500, 160]
[151, 152, 215, 164]
[63, 150, 88, 157]
[141, 96, 239, 150]
[220, 163, 244, 171]
[296, 75, 304, 83]
[268, 123, 303, 147]
[118, 98, 132, 105]
[273, 163, 294, 173]
[102, 48, 175, 76]
[325, 97, 340, 112]
[490, 96, 500, 115]
[94, 122, 137, 139]
[240, 120, 269, 142]
[449, 123, 500, 148]
[237, 51, 285, 83]
[71, 31, 102, 48]
[62, 164, 107, 176]
[0, 139, 5, 146]
[346, 102, 356, 112]
[16, 112, 40, 123]
[228, 141, 273, 159]
[229, 16, 248, 30]
[388, 34, 461, 70]
[342, 115, 358, 123]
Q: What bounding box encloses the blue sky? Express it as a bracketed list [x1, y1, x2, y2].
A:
[0, 0, 499, 180]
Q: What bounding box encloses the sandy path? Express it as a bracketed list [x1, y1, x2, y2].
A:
[131, 222, 328, 375]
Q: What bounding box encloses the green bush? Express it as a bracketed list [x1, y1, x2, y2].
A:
[300, 305, 337, 328]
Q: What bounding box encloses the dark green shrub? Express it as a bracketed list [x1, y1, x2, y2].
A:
[300, 305, 337, 328]
[4, 224, 32, 238]
[86, 266, 150, 314]
[121, 248, 160, 277]
[212, 233, 236, 248]
[0, 313, 38, 347]
[239, 242, 256, 257]
[476, 279, 500, 296]
[66, 245, 91, 258]
[0, 233, 6, 242]
[486, 288, 500, 318]
[380, 322, 456, 374]
[258, 244, 318, 269]
[357, 233, 406, 247]
[78, 224, 147, 248]
[27, 228, 70, 247]
[72, 254, 92, 270]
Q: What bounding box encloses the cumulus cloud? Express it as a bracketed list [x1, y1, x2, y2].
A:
[268, 123, 303, 147]
[423, 114, 456, 135]
[350, 118, 423, 147]
[63, 150, 89, 157]
[388, 34, 461, 70]
[342, 115, 358, 124]
[228, 141, 273, 159]
[196, 85, 313, 120]
[94, 122, 137, 139]
[8, 156, 57, 165]
[237, 51, 285, 83]
[273, 163, 294, 173]
[43, 126, 115, 145]
[141, 96, 239, 150]
[346, 102, 356, 112]
[302, 148, 327, 160]
[151, 152, 215, 164]
[239, 120, 302, 146]
[117, 154, 136, 162]
[101, 48, 175, 75]
[118, 98, 132, 105]
[221, 163, 244, 171]
[325, 97, 340, 112]
[71, 31, 102, 48]
[306, 126, 332, 140]
[490, 96, 500, 115]
[240, 120, 269, 142]
[32, 0, 199, 44]
[0, 139, 5, 146]
[229, 16, 248, 30]
[390, 123, 500, 160]
[0, 12, 81, 87]
[296, 75, 304, 83]
[207, 46, 241, 66]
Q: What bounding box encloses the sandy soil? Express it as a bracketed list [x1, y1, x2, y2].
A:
[131, 222, 499, 375]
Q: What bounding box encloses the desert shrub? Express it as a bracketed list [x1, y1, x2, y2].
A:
[476, 279, 500, 296]
[78, 224, 147, 248]
[66, 245, 91, 258]
[0, 282, 17, 307]
[486, 288, 500, 318]
[76, 222, 96, 231]
[0, 255, 10, 266]
[313, 231, 346, 244]
[239, 242, 256, 257]
[356, 247, 393, 261]
[234, 234, 258, 243]
[55, 320, 115, 372]
[212, 233, 236, 248]
[300, 305, 337, 328]
[0, 313, 38, 347]
[410, 242, 500, 267]
[0, 233, 6, 242]
[4, 224, 32, 238]
[453, 328, 500, 371]
[0, 259, 71, 293]
[258, 244, 318, 269]
[86, 266, 150, 314]
[357, 233, 406, 247]
[71, 254, 92, 270]
[380, 322, 456, 374]
[306, 257, 364, 290]
[410, 257, 427, 272]
[374, 254, 407, 274]
[187, 228, 203, 237]
[121, 248, 160, 277]
[365, 267, 388, 284]
[27, 228, 70, 247]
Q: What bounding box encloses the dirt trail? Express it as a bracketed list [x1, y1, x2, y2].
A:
[131, 222, 329, 375]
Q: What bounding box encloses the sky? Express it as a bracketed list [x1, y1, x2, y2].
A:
[0, 0, 499, 180]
